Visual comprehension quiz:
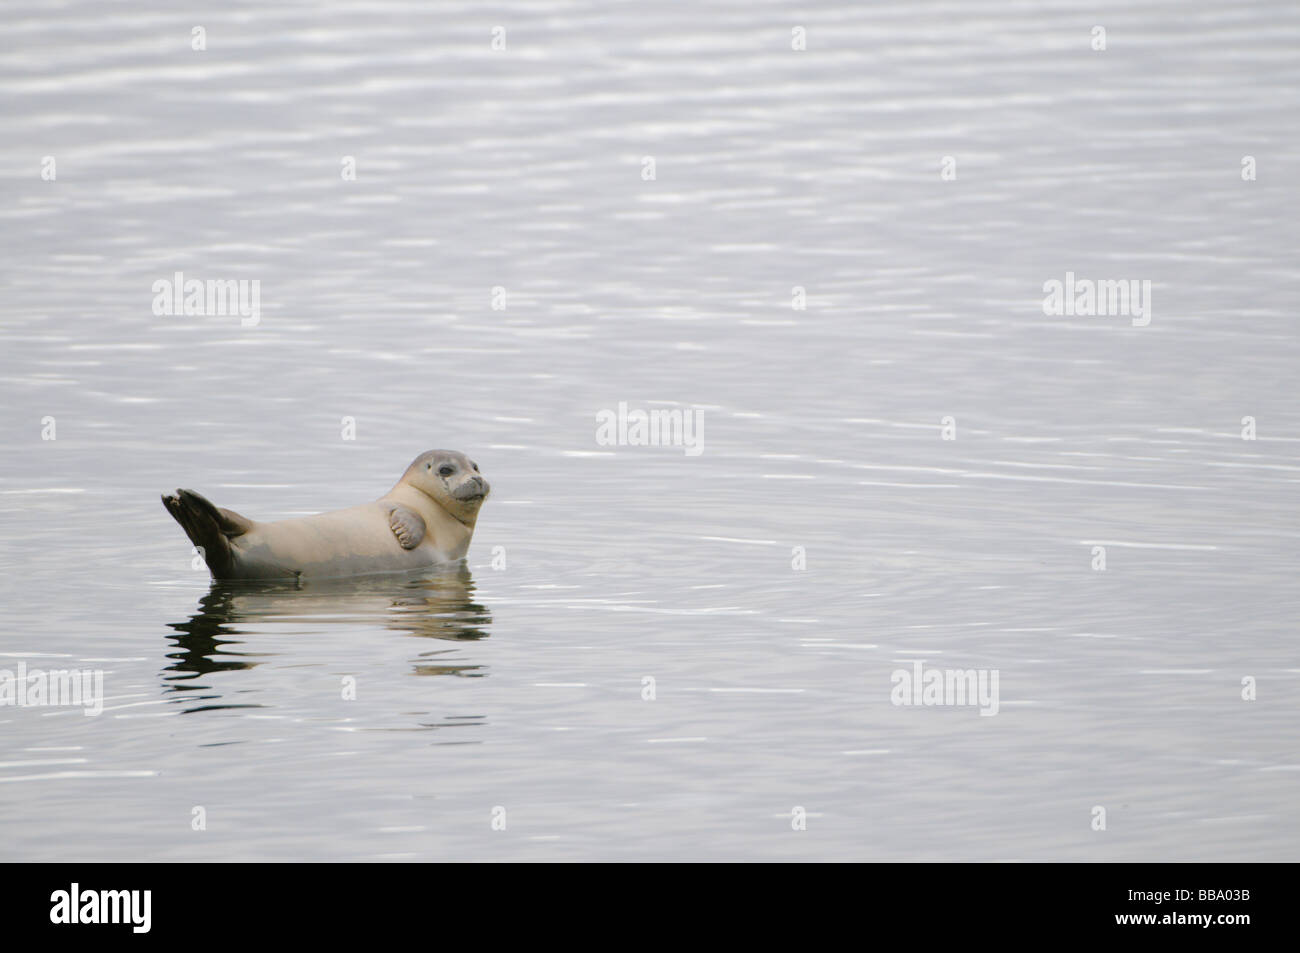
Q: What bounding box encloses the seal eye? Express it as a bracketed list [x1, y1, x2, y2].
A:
[438, 465, 455, 478]
[472, 462, 479, 472]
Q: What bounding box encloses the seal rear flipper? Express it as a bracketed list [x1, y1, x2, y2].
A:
[387, 504, 426, 550]
[215, 505, 252, 536]
[161, 488, 249, 577]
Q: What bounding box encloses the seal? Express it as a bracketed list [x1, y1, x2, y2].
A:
[162, 450, 490, 580]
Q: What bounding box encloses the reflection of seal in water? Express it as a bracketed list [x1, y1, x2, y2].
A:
[162, 450, 490, 580]
[163, 568, 492, 711]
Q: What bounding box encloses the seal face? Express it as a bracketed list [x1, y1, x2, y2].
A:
[162, 450, 490, 580]
[399, 450, 491, 527]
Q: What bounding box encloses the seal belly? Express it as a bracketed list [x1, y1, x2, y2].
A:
[231, 503, 433, 579]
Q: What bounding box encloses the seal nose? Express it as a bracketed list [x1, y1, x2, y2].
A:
[456, 474, 488, 499]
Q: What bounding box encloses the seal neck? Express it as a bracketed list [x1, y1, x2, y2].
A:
[385, 483, 476, 543]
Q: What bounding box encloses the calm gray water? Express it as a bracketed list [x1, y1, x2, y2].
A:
[1, 0, 1298, 861]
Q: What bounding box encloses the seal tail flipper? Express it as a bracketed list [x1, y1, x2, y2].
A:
[161, 488, 251, 577]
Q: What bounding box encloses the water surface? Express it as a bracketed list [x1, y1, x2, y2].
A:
[1, 0, 1298, 860]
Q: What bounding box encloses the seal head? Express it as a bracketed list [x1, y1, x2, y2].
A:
[397, 449, 491, 528]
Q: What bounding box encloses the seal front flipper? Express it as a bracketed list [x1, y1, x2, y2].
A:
[162, 488, 253, 578]
[386, 504, 426, 550]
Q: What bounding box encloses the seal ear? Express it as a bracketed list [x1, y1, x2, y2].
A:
[387, 504, 426, 550]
